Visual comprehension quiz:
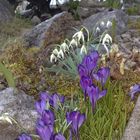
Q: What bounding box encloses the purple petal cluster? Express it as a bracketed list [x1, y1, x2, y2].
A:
[35, 92, 65, 114]
[129, 84, 140, 100]
[16, 133, 32, 140]
[78, 51, 110, 112]
[66, 111, 85, 140]
[35, 92, 66, 140]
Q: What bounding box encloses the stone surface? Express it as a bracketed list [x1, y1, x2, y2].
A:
[31, 16, 41, 25]
[82, 9, 128, 35]
[0, 0, 13, 23]
[80, 0, 104, 7]
[0, 88, 37, 140]
[122, 95, 140, 140]
[23, 11, 75, 47]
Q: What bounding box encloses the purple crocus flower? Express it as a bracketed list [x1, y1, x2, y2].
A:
[82, 51, 99, 72]
[49, 93, 65, 109]
[36, 119, 53, 140]
[129, 84, 140, 100]
[93, 67, 110, 86]
[80, 76, 92, 99]
[41, 110, 55, 126]
[16, 133, 32, 140]
[78, 64, 88, 77]
[66, 111, 85, 140]
[53, 133, 66, 140]
[40, 91, 51, 101]
[87, 85, 107, 112]
[35, 100, 46, 115]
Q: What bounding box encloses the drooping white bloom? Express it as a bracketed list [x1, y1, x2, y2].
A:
[52, 49, 59, 55]
[102, 34, 112, 55]
[96, 27, 101, 33]
[73, 30, 85, 43]
[60, 42, 69, 52]
[50, 54, 57, 63]
[80, 45, 87, 54]
[57, 50, 64, 59]
[120, 0, 123, 4]
[106, 21, 112, 28]
[100, 21, 105, 27]
[69, 38, 78, 47]
[102, 34, 112, 44]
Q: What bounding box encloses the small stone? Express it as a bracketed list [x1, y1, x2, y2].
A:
[31, 16, 41, 25]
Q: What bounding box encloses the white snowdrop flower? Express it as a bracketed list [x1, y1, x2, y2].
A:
[100, 21, 105, 27]
[103, 0, 106, 1]
[80, 45, 87, 54]
[60, 42, 69, 52]
[106, 21, 112, 28]
[52, 49, 59, 55]
[120, 0, 123, 4]
[50, 54, 57, 63]
[121, 5, 125, 10]
[73, 30, 85, 43]
[102, 34, 112, 55]
[102, 34, 112, 44]
[69, 38, 78, 47]
[96, 27, 101, 33]
[57, 50, 64, 59]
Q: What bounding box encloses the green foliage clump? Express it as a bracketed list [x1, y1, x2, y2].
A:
[0, 17, 32, 49]
[127, 5, 140, 15]
[104, 0, 121, 9]
[0, 62, 15, 87]
[78, 81, 134, 140]
[67, 0, 80, 20]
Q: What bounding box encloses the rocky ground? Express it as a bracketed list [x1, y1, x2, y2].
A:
[0, 0, 140, 140]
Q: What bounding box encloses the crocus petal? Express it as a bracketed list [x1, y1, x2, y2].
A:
[80, 76, 92, 91]
[98, 89, 107, 99]
[35, 100, 46, 115]
[53, 133, 66, 140]
[50, 93, 65, 109]
[78, 64, 88, 77]
[41, 110, 55, 126]
[78, 113, 86, 128]
[87, 85, 97, 112]
[82, 51, 99, 72]
[40, 91, 51, 101]
[93, 67, 110, 86]
[129, 84, 140, 100]
[36, 123, 53, 140]
[66, 111, 85, 137]
[16, 133, 32, 140]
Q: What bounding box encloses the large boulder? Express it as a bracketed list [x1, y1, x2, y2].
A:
[24, 11, 75, 47]
[0, 88, 37, 140]
[82, 9, 128, 35]
[0, 0, 13, 22]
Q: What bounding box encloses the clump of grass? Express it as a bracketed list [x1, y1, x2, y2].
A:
[128, 19, 140, 30]
[126, 5, 140, 15]
[104, 0, 121, 9]
[78, 81, 133, 140]
[0, 17, 32, 49]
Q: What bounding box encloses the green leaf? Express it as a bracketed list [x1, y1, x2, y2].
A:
[0, 63, 15, 87]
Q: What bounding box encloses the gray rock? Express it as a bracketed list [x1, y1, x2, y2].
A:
[80, 0, 104, 7]
[122, 95, 140, 140]
[129, 15, 140, 22]
[31, 16, 41, 25]
[0, 88, 37, 140]
[24, 12, 75, 47]
[82, 9, 128, 35]
[0, 0, 13, 23]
